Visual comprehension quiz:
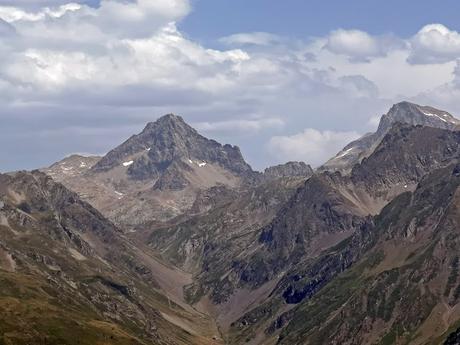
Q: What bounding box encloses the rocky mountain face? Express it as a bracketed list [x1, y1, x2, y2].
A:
[0, 171, 222, 345]
[263, 161, 313, 179]
[92, 114, 253, 185]
[45, 154, 101, 180]
[19, 101, 460, 345]
[43, 114, 258, 229]
[148, 176, 307, 292]
[219, 124, 460, 345]
[159, 123, 460, 326]
[321, 101, 460, 173]
[270, 162, 460, 344]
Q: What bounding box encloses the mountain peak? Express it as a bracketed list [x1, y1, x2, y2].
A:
[389, 100, 417, 109]
[379, 101, 459, 133]
[158, 113, 182, 121]
[143, 114, 190, 137]
[321, 101, 460, 173]
[385, 101, 419, 117]
[145, 113, 187, 129]
[141, 113, 197, 141]
[90, 114, 253, 187]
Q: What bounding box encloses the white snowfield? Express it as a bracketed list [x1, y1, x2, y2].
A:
[123, 161, 134, 167]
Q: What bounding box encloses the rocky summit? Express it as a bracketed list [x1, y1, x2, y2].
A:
[263, 161, 313, 180]
[43, 114, 259, 230]
[321, 101, 460, 173]
[92, 114, 254, 185]
[3, 101, 460, 344]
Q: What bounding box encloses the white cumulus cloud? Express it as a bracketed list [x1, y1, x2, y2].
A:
[0, 0, 81, 8]
[2, 2, 460, 171]
[324, 29, 404, 62]
[408, 24, 460, 64]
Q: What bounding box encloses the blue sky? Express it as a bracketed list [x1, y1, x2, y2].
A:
[182, 0, 460, 41]
[1, 0, 460, 171]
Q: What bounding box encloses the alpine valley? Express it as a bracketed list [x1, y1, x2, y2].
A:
[3, 101, 460, 345]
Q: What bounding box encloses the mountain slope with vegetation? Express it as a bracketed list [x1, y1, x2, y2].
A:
[0, 171, 221, 345]
[23, 101, 460, 344]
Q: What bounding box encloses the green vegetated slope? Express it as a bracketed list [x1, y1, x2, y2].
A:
[0, 171, 219, 345]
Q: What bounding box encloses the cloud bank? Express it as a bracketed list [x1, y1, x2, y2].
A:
[1, 1, 460, 171]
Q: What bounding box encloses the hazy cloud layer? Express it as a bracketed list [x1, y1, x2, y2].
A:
[2, 1, 460, 171]
[269, 129, 360, 167]
[219, 32, 281, 46]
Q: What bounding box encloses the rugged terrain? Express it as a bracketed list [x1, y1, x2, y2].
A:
[321, 101, 460, 173]
[44, 114, 258, 230]
[227, 124, 460, 344]
[5, 101, 460, 344]
[0, 171, 221, 344]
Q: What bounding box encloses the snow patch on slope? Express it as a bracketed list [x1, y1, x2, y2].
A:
[422, 111, 449, 123]
[187, 159, 207, 167]
[335, 147, 354, 159]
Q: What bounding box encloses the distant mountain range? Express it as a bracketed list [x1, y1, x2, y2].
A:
[2, 101, 460, 344]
